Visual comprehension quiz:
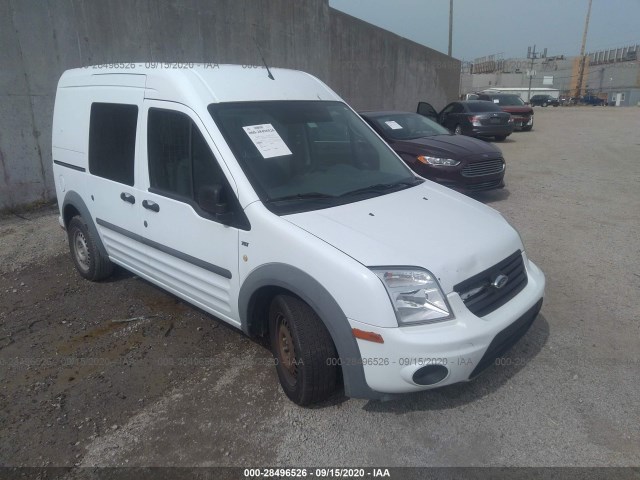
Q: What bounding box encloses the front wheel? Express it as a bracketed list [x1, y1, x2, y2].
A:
[494, 135, 507, 141]
[269, 294, 338, 406]
[67, 216, 114, 281]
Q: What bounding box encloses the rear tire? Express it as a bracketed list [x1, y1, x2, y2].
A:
[542, 102, 548, 107]
[269, 294, 338, 406]
[67, 215, 114, 281]
[454, 124, 463, 135]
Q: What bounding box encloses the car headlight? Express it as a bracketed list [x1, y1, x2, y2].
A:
[372, 268, 453, 325]
[417, 155, 460, 166]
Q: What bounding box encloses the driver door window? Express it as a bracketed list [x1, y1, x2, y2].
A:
[147, 108, 225, 206]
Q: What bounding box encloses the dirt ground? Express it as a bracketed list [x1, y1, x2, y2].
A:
[1, 106, 639, 468]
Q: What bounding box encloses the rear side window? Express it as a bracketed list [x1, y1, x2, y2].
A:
[147, 108, 226, 202]
[89, 103, 138, 185]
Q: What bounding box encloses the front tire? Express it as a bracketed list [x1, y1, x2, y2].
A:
[67, 215, 114, 281]
[269, 294, 338, 406]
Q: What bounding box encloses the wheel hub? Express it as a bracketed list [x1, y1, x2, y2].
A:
[74, 231, 90, 271]
[276, 314, 298, 382]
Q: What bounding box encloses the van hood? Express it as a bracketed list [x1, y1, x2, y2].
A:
[283, 182, 523, 293]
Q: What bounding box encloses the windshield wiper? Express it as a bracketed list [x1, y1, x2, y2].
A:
[265, 192, 336, 203]
[339, 178, 423, 198]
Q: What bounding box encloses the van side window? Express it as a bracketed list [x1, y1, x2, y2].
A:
[89, 103, 138, 186]
[147, 108, 225, 202]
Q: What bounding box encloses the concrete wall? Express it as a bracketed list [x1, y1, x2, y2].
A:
[329, 10, 459, 112]
[0, 0, 459, 210]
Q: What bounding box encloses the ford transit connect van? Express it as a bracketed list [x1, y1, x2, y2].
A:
[52, 64, 545, 405]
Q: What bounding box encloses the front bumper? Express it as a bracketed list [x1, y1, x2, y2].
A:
[512, 115, 534, 129]
[469, 125, 513, 138]
[350, 257, 545, 394]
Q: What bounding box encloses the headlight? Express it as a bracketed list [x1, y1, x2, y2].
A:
[372, 268, 453, 325]
[417, 155, 460, 166]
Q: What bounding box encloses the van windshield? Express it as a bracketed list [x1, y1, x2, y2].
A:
[209, 101, 421, 214]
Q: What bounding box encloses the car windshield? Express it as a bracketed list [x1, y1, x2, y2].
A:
[366, 112, 450, 140]
[491, 95, 525, 106]
[209, 101, 420, 214]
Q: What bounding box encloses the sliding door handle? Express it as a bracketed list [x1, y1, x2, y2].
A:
[120, 192, 135, 204]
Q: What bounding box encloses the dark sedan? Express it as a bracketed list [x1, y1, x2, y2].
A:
[361, 111, 506, 192]
[417, 101, 514, 141]
[529, 94, 560, 107]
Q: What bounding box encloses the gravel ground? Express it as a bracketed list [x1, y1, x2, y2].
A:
[1, 106, 639, 468]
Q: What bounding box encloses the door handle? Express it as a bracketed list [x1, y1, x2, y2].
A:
[120, 192, 135, 204]
[142, 200, 160, 212]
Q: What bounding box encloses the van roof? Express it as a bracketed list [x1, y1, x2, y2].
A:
[57, 63, 342, 104]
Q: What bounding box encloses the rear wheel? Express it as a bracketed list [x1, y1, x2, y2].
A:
[269, 294, 338, 406]
[494, 135, 507, 141]
[542, 102, 548, 107]
[454, 124, 463, 135]
[67, 216, 113, 281]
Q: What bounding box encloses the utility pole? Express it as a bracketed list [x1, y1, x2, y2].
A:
[574, 0, 593, 100]
[526, 45, 547, 102]
[448, 0, 453, 56]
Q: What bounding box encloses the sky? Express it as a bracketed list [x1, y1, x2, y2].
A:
[328, 0, 640, 61]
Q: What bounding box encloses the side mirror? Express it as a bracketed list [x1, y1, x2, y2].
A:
[198, 184, 234, 224]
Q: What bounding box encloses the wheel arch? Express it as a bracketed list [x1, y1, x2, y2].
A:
[238, 263, 384, 400]
[61, 190, 109, 259]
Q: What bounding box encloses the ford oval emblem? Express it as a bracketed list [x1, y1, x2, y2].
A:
[491, 274, 509, 289]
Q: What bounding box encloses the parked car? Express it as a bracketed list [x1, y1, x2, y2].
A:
[360, 111, 506, 192]
[52, 64, 545, 405]
[417, 100, 514, 141]
[581, 94, 606, 106]
[475, 93, 534, 131]
[529, 94, 559, 107]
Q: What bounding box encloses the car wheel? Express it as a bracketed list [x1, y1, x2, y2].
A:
[454, 124, 463, 135]
[269, 294, 338, 406]
[522, 125, 533, 132]
[494, 135, 507, 141]
[542, 102, 548, 107]
[67, 215, 114, 281]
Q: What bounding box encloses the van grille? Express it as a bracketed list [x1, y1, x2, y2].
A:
[454, 251, 528, 317]
[462, 158, 505, 177]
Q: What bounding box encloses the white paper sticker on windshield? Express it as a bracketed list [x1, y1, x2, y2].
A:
[242, 124, 292, 159]
[385, 120, 403, 130]
[493, 99, 500, 103]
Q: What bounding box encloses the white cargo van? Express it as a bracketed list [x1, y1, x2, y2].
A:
[52, 64, 545, 405]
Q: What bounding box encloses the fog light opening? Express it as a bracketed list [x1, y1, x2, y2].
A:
[412, 364, 449, 386]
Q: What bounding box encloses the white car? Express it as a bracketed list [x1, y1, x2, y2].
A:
[52, 64, 545, 405]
